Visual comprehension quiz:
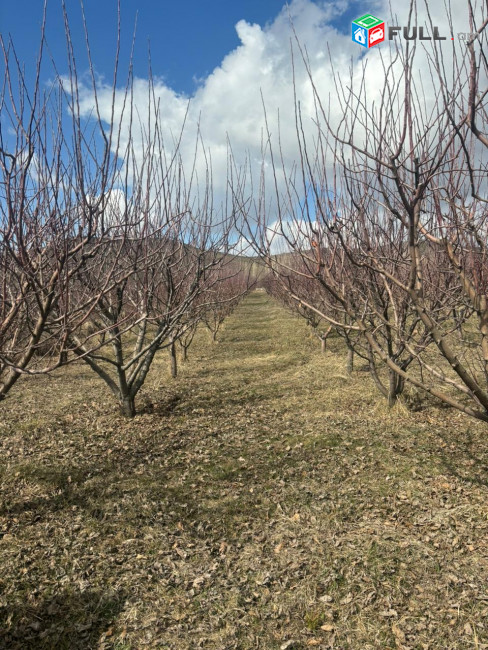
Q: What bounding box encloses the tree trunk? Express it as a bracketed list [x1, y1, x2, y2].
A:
[169, 340, 177, 378]
[387, 369, 405, 408]
[321, 337, 326, 354]
[480, 307, 488, 383]
[182, 345, 188, 362]
[368, 346, 388, 398]
[346, 346, 354, 374]
[120, 394, 136, 418]
[388, 370, 398, 408]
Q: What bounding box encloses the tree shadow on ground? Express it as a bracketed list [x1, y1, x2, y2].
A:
[0, 587, 126, 649]
[437, 428, 488, 487]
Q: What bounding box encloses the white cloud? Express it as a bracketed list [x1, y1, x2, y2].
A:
[71, 0, 484, 246]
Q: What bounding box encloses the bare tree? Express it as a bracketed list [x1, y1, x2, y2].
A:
[69, 202, 237, 416]
[65, 74, 243, 416]
[203, 262, 252, 343]
[246, 2, 488, 420]
[0, 3, 133, 400]
[315, 3, 488, 419]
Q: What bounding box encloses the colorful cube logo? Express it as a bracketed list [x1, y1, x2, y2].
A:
[352, 14, 385, 48]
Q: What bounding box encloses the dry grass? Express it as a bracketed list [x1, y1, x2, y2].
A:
[0, 291, 487, 649]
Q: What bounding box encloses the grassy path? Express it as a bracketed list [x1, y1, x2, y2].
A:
[0, 291, 487, 648]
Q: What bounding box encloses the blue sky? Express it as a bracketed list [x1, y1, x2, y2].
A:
[0, 0, 315, 94]
[0, 0, 370, 205]
[1, 0, 468, 252]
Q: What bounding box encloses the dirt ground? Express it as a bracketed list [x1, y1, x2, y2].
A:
[0, 291, 487, 649]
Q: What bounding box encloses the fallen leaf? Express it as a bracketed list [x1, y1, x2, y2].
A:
[392, 623, 405, 643]
[320, 624, 335, 632]
[319, 594, 333, 603]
